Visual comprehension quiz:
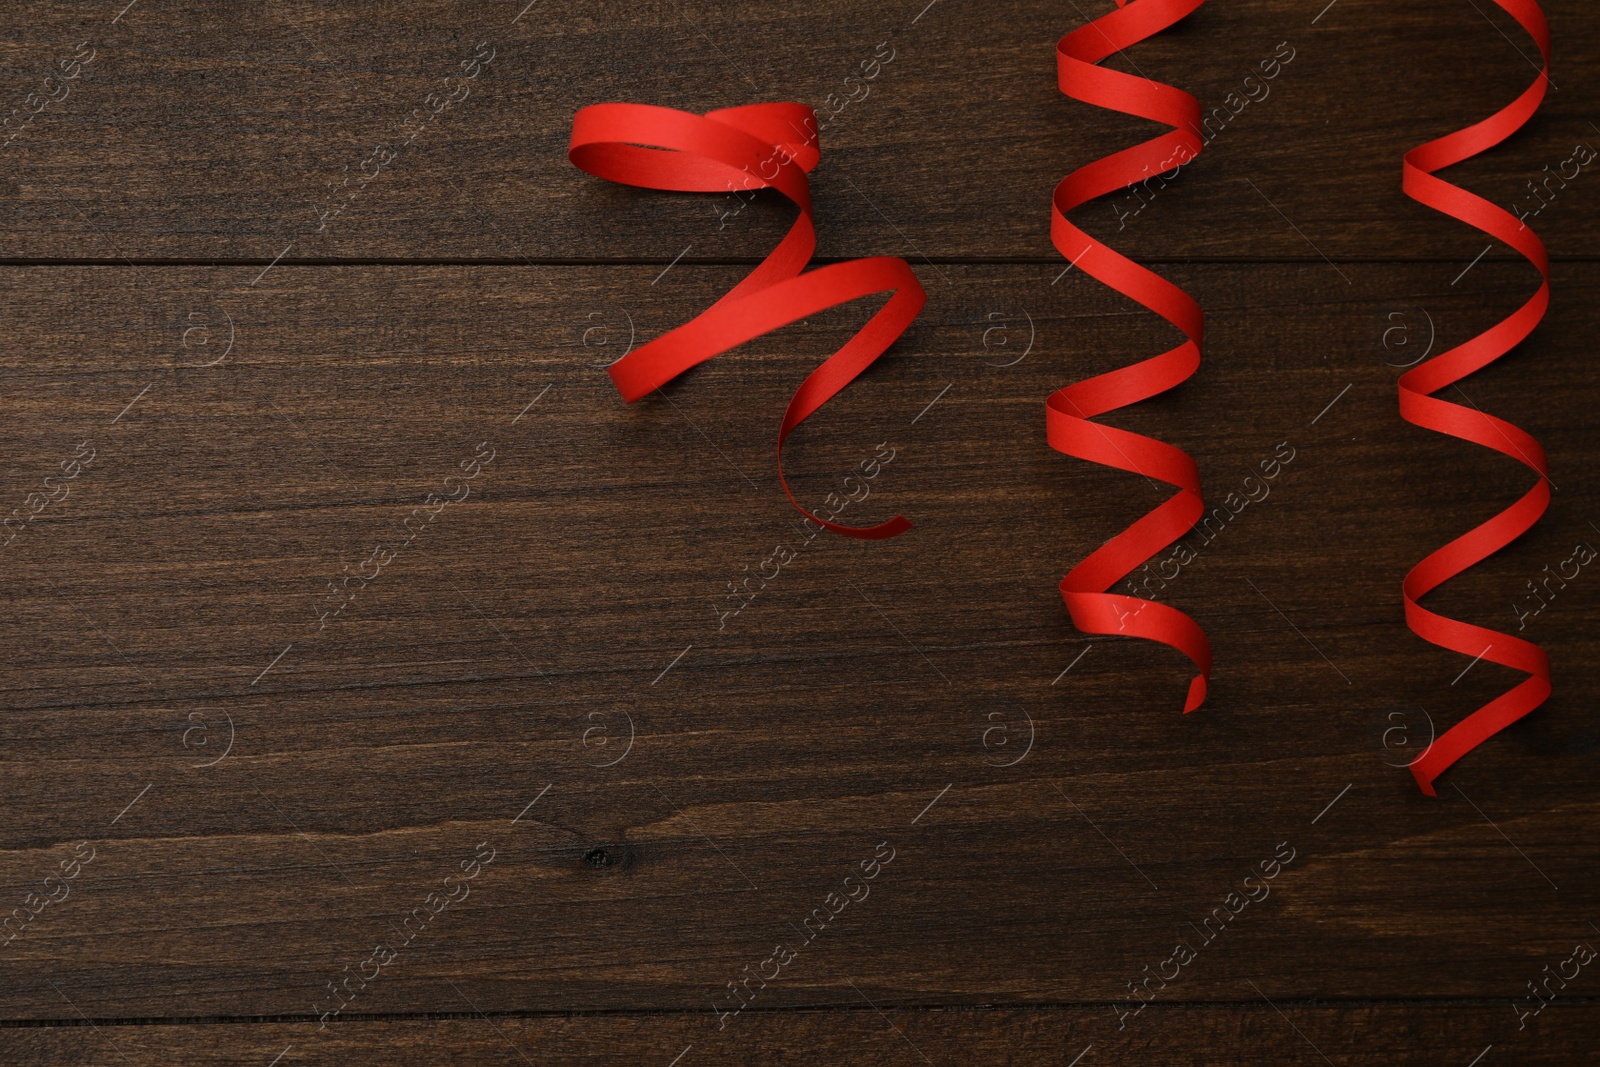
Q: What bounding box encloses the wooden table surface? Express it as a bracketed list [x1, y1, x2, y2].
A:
[1, 1, 1596, 1063]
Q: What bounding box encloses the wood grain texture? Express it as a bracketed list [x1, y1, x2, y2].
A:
[0, 0, 1591, 260]
[0, 263, 1593, 1025]
[1, 0, 1597, 1060]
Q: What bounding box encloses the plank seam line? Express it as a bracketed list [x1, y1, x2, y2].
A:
[1, 996, 1595, 1027]
[0, 256, 1593, 268]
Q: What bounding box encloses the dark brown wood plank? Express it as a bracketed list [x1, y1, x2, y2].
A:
[1, 1003, 1597, 1065]
[0, 261, 1593, 1018]
[0, 0, 1593, 260]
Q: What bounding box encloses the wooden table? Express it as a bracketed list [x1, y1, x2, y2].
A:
[0, 1, 1595, 1062]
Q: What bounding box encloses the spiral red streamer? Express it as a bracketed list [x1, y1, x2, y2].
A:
[1400, 0, 1552, 796]
[1051, 0, 1212, 713]
[568, 102, 925, 539]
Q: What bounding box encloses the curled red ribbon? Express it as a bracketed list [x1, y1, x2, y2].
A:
[568, 103, 925, 539]
[1400, 0, 1552, 796]
[1051, 0, 1212, 712]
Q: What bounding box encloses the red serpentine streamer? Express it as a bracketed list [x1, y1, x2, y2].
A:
[1051, 0, 1212, 713]
[1400, 0, 1552, 796]
[568, 103, 925, 539]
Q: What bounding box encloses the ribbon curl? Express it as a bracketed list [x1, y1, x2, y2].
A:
[1400, 0, 1552, 795]
[568, 103, 924, 539]
[1050, 0, 1212, 712]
